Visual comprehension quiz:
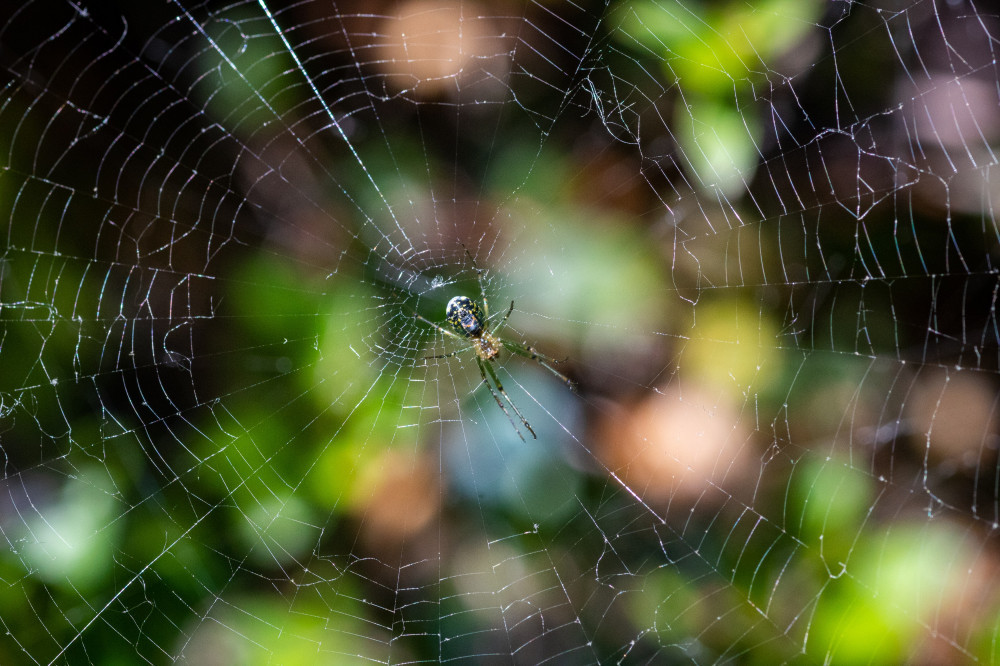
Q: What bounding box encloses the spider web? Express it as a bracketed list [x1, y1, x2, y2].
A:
[1, 0, 999, 663]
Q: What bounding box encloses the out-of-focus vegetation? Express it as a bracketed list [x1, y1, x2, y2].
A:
[1, 0, 1000, 664]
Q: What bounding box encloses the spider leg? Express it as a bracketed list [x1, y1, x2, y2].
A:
[411, 308, 472, 361]
[477, 357, 537, 441]
[425, 349, 467, 360]
[413, 311, 464, 341]
[462, 244, 491, 320]
[493, 300, 514, 329]
[502, 340, 577, 392]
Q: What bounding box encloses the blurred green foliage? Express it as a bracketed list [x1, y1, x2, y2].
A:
[613, 0, 824, 195]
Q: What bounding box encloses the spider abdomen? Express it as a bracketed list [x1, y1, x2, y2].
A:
[446, 295, 484, 337]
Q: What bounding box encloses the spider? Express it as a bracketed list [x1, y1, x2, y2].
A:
[414, 255, 574, 441]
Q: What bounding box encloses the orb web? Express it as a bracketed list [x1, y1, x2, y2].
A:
[1, 0, 999, 663]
